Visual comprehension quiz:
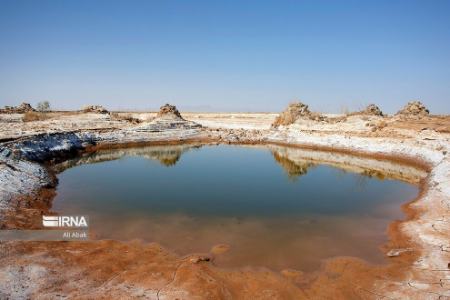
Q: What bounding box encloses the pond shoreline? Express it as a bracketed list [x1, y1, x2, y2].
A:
[1, 114, 449, 299]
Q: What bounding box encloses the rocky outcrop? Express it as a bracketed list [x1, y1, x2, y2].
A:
[0, 132, 97, 209]
[0, 103, 35, 114]
[82, 105, 109, 114]
[272, 102, 326, 127]
[2, 132, 96, 162]
[396, 101, 429, 117]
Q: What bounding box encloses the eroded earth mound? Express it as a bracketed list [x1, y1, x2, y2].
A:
[273, 102, 310, 127]
[396, 101, 429, 117]
[134, 104, 201, 132]
[272, 102, 326, 127]
[359, 104, 383, 116]
[156, 103, 184, 120]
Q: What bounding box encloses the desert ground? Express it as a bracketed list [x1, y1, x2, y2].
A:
[0, 102, 449, 299]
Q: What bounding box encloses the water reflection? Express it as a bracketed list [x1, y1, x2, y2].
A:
[53, 144, 200, 172]
[52, 144, 425, 271]
[144, 149, 182, 166]
[55, 144, 426, 184]
[272, 151, 314, 180]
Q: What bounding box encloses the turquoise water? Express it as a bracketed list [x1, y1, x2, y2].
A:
[53, 144, 418, 271]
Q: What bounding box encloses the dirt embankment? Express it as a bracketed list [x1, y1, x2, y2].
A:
[0, 103, 449, 299]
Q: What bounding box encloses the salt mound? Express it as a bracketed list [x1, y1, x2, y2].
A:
[396, 101, 429, 116]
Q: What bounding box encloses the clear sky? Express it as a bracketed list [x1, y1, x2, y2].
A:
[1, 0, 449, 113]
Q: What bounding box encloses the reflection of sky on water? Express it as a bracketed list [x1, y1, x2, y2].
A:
[53, 145, 418, 271]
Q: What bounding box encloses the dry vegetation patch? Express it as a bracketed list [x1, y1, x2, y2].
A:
[110, 112, 142, 124]
[22, 111, 53, 122]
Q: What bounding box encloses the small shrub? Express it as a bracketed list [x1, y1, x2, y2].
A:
[36, 101, 51, 112]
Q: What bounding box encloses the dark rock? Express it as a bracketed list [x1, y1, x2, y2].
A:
[189, 255, 211, 264]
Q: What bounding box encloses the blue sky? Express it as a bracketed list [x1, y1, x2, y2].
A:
[1, 0, 449, 113]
